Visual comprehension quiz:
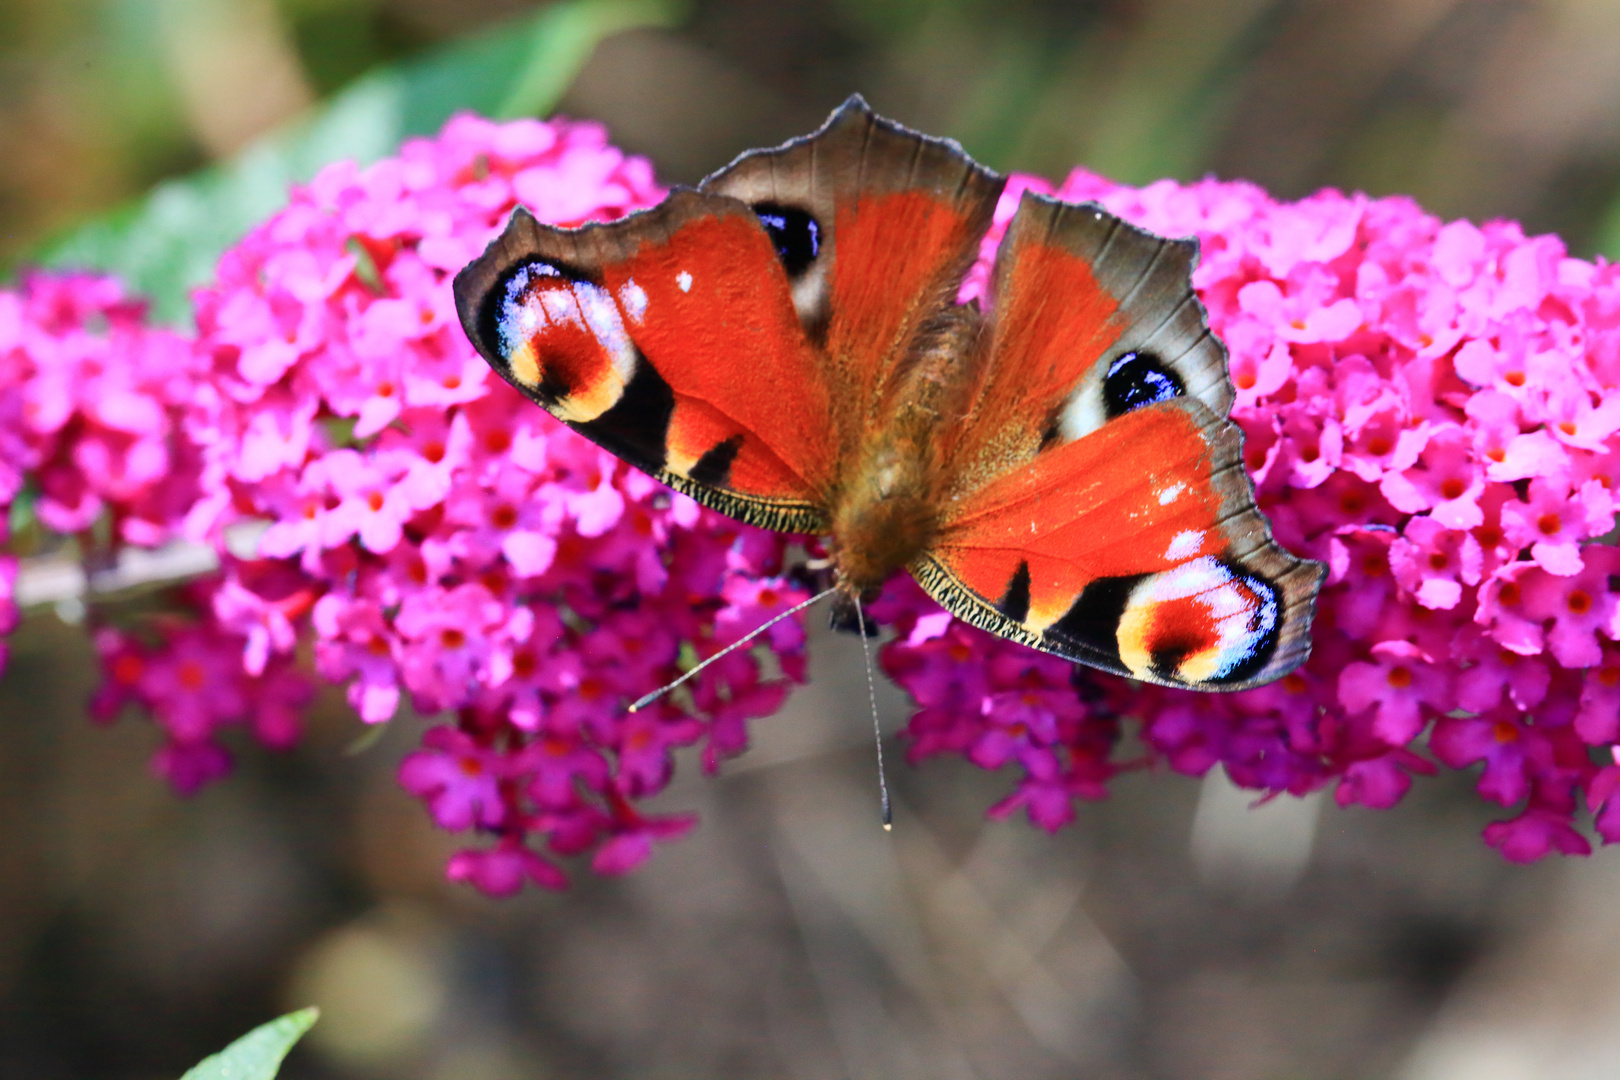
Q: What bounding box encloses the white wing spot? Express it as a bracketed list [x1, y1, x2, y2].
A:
[1166, 529, 1203, 560]
[619, 278, 648, 323]
[676, 270, 693, 293]
[1158, 481, 1186, 505]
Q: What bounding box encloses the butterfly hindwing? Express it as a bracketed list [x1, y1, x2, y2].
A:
[454, 191, 835, 532]
[921, 194, 1323, 690]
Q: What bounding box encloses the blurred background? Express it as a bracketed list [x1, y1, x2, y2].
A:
[8, 1, 1620, 1077]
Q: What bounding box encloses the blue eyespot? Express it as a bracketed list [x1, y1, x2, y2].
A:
[753, 203, 821, 278]
[1103, 351, 1183, 416]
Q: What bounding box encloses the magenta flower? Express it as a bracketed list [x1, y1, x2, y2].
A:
[1338, 641, 1451, 745]
[1388, 514, 1482, 610]
[1500, 475, 1596, 575]
[398, 726, 508, 831]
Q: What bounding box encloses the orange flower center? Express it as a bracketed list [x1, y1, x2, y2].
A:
[1386, 665, 1413, 689]
[178, 660, 207, 691]
[1568, 590, 1593, 615]
[1537, 513, 1561, 536]
[112, 653, 144, 685]
[1440, 478, 1466, 500]
[440, 628, 467, 649]
[1492, 721, 1519, 743]
[1504, 371, 1526, 387]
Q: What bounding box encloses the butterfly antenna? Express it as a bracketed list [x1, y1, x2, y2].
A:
[629, 585, 838, 713]
[854, 593, 892, 831]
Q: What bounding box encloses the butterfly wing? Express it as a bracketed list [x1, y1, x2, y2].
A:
[918, 192, 1324, 690]
[455, 191, 835, 532]
[700, 95, 1004, 454]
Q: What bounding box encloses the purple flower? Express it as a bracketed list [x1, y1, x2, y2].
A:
[1338, 640, 1451, 745]
[398, 726, 507, 831]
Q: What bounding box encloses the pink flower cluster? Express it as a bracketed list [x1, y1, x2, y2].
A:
[173, 115, 807, 890]
[883, 169, 1620, 861]
[0, 273, 321, 787]
[8, 109, 1620, 890]
[90, 575, 313, 793]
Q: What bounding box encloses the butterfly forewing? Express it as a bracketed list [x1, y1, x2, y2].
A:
[454, 191, 835, 532]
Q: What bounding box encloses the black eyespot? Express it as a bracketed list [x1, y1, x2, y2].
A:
[753, 202, 821, 278]
[1103, 351, 1183, 417]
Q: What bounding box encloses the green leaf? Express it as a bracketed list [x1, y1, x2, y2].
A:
[32, 0, 681, 324]
[179, 1007, 319, 1080]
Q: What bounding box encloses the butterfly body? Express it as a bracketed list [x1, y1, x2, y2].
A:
[454, 96, 1325, 691]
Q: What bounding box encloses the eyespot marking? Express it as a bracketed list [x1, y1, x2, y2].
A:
[1115, 557, 1280, 685]
[753, 202, 821, 278]
[488, 258, 637, 423]
[1103, 351, 1184, 418]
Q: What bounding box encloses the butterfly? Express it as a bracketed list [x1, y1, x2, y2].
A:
[453, 95, 1324, 692]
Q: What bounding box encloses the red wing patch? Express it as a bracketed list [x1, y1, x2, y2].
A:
[935, 403, 1223, 629]
[825, 190, 998, 418]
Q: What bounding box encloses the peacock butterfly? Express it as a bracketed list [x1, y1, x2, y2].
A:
[452, 96, 1324, 691]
